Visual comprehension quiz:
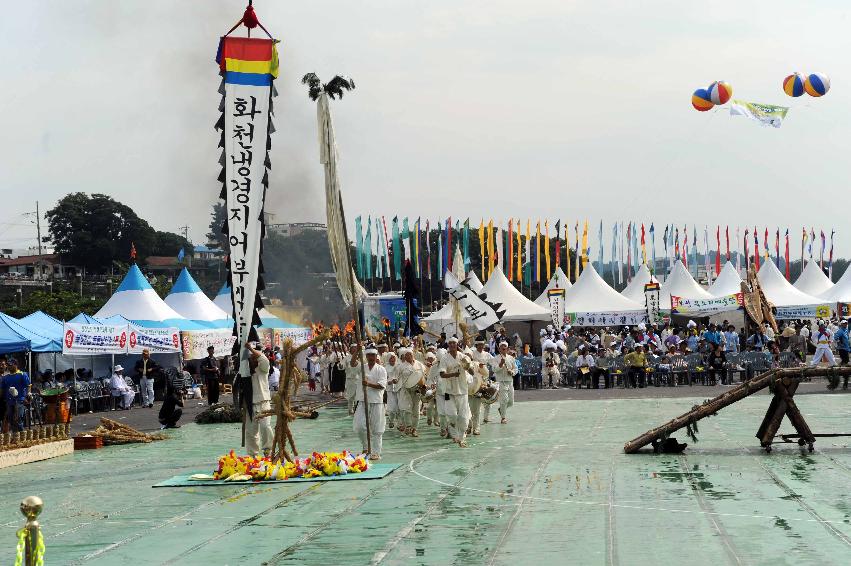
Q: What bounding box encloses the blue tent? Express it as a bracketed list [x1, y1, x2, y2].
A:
[70, 313, 102, 324]
[20, 311, 64, 336]
[0, 323, 30, 354]
[0, 312, 61, 352]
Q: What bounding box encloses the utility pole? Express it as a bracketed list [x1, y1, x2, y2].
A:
[35, 201, 42, 257]
[178, 224, 192, 267]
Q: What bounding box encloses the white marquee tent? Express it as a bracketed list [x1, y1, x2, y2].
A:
[620, 264, 656, 304]
[660, 261, 713, 308]
[534, 267, 572, 306]
[561, 264, 644, 314]
[820, 265, 851, 303]
[708, 262, 743, 297]
[479, 268, 551, 321]
[467, 272, 484, 293]
[758, 260, 824, 307]
[165, 268, 231, 329]
[793, 260, 834, 298]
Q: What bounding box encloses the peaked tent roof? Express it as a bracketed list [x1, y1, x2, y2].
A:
[534, 267, 573, 306]
[478, 267, 551, 321]
[561, 264, 644, 313]
[70, 313, 102, 324]
[20, 311, 64, 336]
[95, 264, 205, 330]
[820, 264, 851, 303]
[165, 268, 231, 329]
[793, 260, 834, 298]
[660, 261, 713, 308]
[467, 272, 484, 293]
[0, 324, 29, 354]
[708, 262, 743, 297]
[0, 312, 60, 352]
[620, 264, 656, 304]
[213, 283, 232, 315]
[757, 260, 824, 307]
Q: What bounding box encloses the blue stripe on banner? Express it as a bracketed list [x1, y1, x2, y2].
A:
[224, 71, 272, 86]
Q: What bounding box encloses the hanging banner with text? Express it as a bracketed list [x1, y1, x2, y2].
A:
[547, 288, 566, 328]
[216, 36, 279, 370]
[181, 329, 237, 360]
[62, 323, 128, 355]
[565, 311, 647, 327]
[671, 293, 744, 316]
[444, 272, 505, 331]
[128, 326, 181, 354]
[775, 304, 832, 320]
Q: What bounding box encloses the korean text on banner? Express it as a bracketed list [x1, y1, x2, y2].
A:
[128, 326, 181, 354]
[182, 329, 238, 359]
[63, 323, 128, 355]
[565, 311, 647, 327]
[775, 304, 832, 320]
[670, 293, 744, 316]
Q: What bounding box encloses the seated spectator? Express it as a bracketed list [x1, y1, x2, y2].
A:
[706, 343, 727, 385]
[624, 345, 647, 388]
[109, 365, 135, 410]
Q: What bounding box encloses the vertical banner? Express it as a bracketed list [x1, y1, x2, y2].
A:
[644, 282, 661, 324]
[547, 288, 566, 328]
[215, 36, 278, 367]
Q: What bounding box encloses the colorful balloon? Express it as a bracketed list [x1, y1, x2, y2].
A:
[804, 73, 830, 97]
[691, 88, 714, 112]
[707, 81, 732, 105]
[782, 73, 806, 97]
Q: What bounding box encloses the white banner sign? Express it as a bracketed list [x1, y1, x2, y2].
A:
[182, 329, 238, 360]
[547, 288, 566, 328]
[566, 311, 647, 327]
[444, 272, 504, 330]
[62, 323, 128, 355]
[775, 304, 832, 320]
[129, 326, 181, 354]
[645, 283, 661, 324]
[671, 293, 744, 316]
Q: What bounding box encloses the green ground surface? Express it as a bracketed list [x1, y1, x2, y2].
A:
[3, 395, 851, 565]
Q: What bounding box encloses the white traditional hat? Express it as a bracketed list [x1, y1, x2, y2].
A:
[365, 347, 378, 355]
[543, 340, 556, 350]
[447, 336, 459, 344]
[113, 364, 124, 372]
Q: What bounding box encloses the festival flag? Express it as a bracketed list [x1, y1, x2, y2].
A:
[446, 217, 453, 272]
[626, 222, 632, 282]
[366, 217, 374, 278]
[715, 226, 721, 275]
[478, 219, 485, 279]
[488, 219, 495, 277]
[554, 220, 562, 272]
[401, 217, 410, 261]
[611, 222, 618, 284]
[463, 218, 470, 272]
[809, 227, 815, 259]
[544, 220, 551, 278]
[762, 227, 768, 260]
[691, 225, 698, 277]
[662, 225, 669, 269]
[640, 223, 647, 266]
[424, 219, 430, 280]
[525, 220, 531, 282]
[581, 220, 589, 270]
[437, 222, 443, 276]
[535, 221, 542, 282]
[725, 226, 730, 261]
[753, 227, 760, 269]
[507, 220, 514, 282]
[774, 228, 779, 269]
[176, 247, 185, 263]
[784, 229, 790, 281]
[801, 227, 807, 269]
[516, 219, 523, 282]
[649, 223, 656, 274]
[736, 226, 741, 273]
[565, 221, 571, 279]
[631, 222, 639, 276]
[668, 224, 675, 272]
[829, 229, 835, 279]
[703, 226, 710, 283]
[354, 216, 363, 278]
[674, 226, 680, 262]
[820, 230, 826, 270]
[598, 220, 604, 273]
[683, 226, 688, 269]
[391, 216, 401, 280]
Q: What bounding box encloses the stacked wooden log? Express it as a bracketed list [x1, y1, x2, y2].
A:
[81, 417, 166, 445]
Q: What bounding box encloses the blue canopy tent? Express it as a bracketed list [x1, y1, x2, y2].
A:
[0, 324, 30, 354]
[0, 312, 62, 352]
[69, 313, 102, 324]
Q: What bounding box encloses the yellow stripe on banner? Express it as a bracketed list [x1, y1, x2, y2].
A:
[224, 58, 273, 75]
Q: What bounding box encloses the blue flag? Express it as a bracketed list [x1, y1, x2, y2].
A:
[177, 247, 185, 262]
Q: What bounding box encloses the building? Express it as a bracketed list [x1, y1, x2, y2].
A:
[268, 222, 327, 238]
[0, 254, 79, 280]
[194, 244, 224, 261]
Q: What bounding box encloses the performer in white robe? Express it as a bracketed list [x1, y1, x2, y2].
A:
[489, 341, 518, 423]
[423, 350, 439, 426]
[542, 340, 561, 389]
[468, 338, 492, 434]
[435, 345, 450, 437]
[244, 342, 274, 457]
[382, 346, 401, 429]
[811, 324, 837, 367]
[353, 347, 387, 460]
[398, 348, 427, 437]
[439, 336, 472, 447]
[344, 343, 362, 415]
[319, 343, 339, 394]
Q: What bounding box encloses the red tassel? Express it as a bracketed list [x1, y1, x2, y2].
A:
[242, 5, 259, 29]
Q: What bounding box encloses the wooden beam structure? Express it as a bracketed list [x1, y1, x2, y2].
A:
[623, 366, 851, 454]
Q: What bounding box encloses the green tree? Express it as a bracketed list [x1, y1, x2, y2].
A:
[4, 290, 104, 321]
[206, 202, 227, 251]
[45, 193, 156, 271]
[153, 231, 192, 257]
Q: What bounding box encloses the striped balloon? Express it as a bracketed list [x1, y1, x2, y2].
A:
[782, 73, 806, 97]
[707, 81, 732, 105]
[804, 73, 830, 97]
[691, 88, 714, 112]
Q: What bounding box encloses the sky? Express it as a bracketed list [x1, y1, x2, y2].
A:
[1, 1, 849, 260]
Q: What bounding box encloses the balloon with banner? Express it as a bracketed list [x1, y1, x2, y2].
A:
[214, 6, 278, 376]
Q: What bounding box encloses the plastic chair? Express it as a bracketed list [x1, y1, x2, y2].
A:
[519, 357, 541, 390]
[685, 354, 707, 385]
[670, 356, 689, 386]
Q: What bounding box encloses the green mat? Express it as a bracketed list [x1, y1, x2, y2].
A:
[152, 462, 401, 487]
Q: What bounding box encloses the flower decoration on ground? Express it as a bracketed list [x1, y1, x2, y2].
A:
[213, 450, 369, 481]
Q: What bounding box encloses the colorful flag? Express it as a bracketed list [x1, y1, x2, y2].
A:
[784, 228, 790, 281]
[516, 219, 523, 282]
[809, 227, 815, 258]
[649, 223, 656, 274]
[478, 219, 485, 278]
[598, 220, 604, 273]
[829, 229, 835, 279]
[691, 225, 698, 277]
[424, 219, 430, 280]
[525, 220, 531, 282]
[391, 216, 401, 280]
[488, 219, 495, 277]
[683, 226, 688, 269]
[762, 227, 768, 260]
[703, 226, 710, 283]
[640, 223, 646, 266]
[774, 228, 779, 269]
[581, 220, 589, 270]
[555, 220, 561, 272]
[366, 217, 374, 277]
[507, 220, 514, 282]
[802, 227, 808, 268]
[820, 230, 826, 270]
[463, 218, 470, 272]
[437, 222, 443, 277]
[743, 228, 749, 270]
[401, 217, 410, 262]
[446, 217, 452, 272]
[574, 222, 580, 280]
[715, 226, 721, 275]
[725, 226, 730, 261]
[753, 227, 760, 270]
[626, 222, 632, 282]
[535, 221, 542, 282]
[544, 220, 551, 278]
[611, 222, 618, 284]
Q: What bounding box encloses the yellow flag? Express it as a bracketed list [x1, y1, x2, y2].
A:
[535, 221, 541, 282]
[487, 219, 495, 276]
[544, 220, 551, 279]
[564, 220, 570, 274]
[516, 219, 522, 281]
[526, 219, 531, 281]
[581, 220, 589, 268]
[478, 219, 485, 279]
[574, 222, 580, 279]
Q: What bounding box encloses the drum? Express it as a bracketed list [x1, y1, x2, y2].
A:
[467, 371, 483, 396]
[478, 381, 500, 405]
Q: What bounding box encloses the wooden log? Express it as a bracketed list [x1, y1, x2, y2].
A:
[623, 366, 851, 454]
[756, 378, 801, 446]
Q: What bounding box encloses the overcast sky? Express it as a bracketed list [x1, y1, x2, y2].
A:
[1, 1, 849, 259]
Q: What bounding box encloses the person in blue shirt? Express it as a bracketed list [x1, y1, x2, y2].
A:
[835, 320, 850, 388]
[703, 324, 722, 348]
[2, 358, 31, 432]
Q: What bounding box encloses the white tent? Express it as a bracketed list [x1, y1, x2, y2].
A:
[467, 272, 484, 293]
[561, 264, 644, 313]
[213, 283, 232, 315]
[793, 260, 834, 298]
[758, 260, 824, 307]
[820, 265, 851, 303]
[660, 261, 713, 308]
[708, 261, 743, 297]
[534, 267, 572, 306]
[165, 268, 231, 328]
[620, 264, 656, 304]
[479, 268, 551, 321]
[95, 265, 204, 330]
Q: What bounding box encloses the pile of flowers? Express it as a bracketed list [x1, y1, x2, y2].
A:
[213, 450, 369, 481]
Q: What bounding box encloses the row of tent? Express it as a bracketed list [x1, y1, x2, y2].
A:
[424, 258, 849, 327]
[0, 265, 298, 354]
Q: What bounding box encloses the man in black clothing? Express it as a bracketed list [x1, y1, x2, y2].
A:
[200, 346, 220, 405]
[134, 350, 160, 408]
[158, 384, 183, 429]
